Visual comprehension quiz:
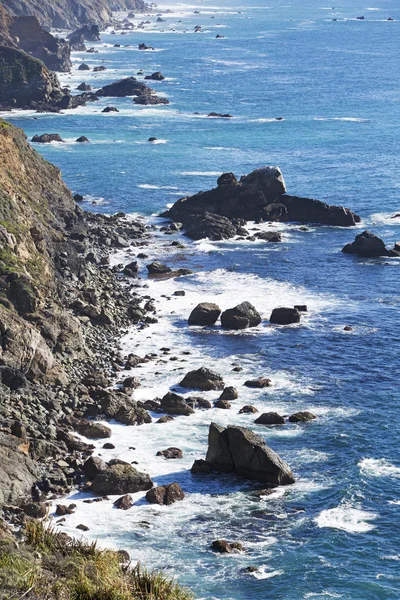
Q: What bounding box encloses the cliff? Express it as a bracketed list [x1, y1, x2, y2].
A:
[1, 0, 150, 29]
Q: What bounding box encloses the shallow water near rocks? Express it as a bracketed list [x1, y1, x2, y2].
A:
[4, 0, 400, 597]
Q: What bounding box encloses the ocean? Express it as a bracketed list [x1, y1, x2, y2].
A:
[2, 0, 400, 597]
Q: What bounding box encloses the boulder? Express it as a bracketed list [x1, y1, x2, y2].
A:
[180, 367, 224, 391]
[102, 106, 119, 113]
[191, 459, 213, 474]
[138, 43, 154, 50]
[76, 136, 89, 143]
[22, 502, 48, 519]
[181, 212, 238, 241]
[146, 262, 172, 276]
[97, 390, 151, 426]
[157, 415, 174, 424]
[93, 65, 106, 72]
[68, 25, 101, 43]
[160, 392, 194, 416]
[214, 399, 231, 409]
[145, 483, 184, 505]
[220, 387, 238, 400]
[32, 134, 64, 143]
[55, 504, 75, 516]
[186, 396, 212, 410]
[145, 71, 165, 80]
[123, 261, 139, 277]
[270, 307, 301, 325]
[83, 456, 107, 479]
[188, 302, 221, 326]
[73, 420, 111, 439]
[156, 447, 183, 459]
[255, 231, 282, 242]
[211, 540, 243, 553]
[239, 405, 258, 414]
[294, 304, 307, 312]
[221, 301, 261, 330]
[78, 63, 90, 71]
[202, 423, 295, 485]
[208, 112, 232, 118]
[113, 494, 133, 510]
[244, 378, 271, 389]
[77, 82, 91, 91]
[280, 195, 359, 227]
[289, 411, 317, 423]
[342, 230, 390, 257]
[96, 76, 149, 97]
[255, 412, 285, 425]
[91, 464, 153, 495]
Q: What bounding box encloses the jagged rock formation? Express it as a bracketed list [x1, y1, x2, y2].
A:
[161, 167, 361, 240]
[96, 76, 169, 105]
[342, 230, 400, 257]
[2, 0, 150, 29]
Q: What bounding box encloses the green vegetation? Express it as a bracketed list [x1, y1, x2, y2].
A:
[0, 520, 194, 600]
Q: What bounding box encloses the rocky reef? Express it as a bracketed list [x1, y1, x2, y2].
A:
[161, 167, 361, 240]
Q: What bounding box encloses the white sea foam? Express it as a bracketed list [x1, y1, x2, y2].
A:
[252, 568, 284, 580]
[137, 184, 179, 189]
[179, 171, 223, 176]
[316, 503, 377, 533]
[359, 458, 400, 478]
[314, 117, 369, 122]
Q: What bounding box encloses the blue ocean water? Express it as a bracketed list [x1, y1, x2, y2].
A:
[3, 0, 400, 597]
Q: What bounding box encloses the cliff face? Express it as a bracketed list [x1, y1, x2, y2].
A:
[2, 0, 150, 29]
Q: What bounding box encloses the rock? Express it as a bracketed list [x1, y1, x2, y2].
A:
[160, 392, 194, 416]
[186, 396, 212, 410]
[77, 82, 91, 91]
[103, 443, 115, 449]
[157, 415, 174, 424]
[156, 447, 183, 459]
[74, 420, 111, 439]
[97, 390, 151, 426]
[342, 230, 391, 257]
[145, 482, 184, 505]
[270, 307, 301, 325]
[145, 71, 165, 80]
[78, 63, 90, 71]
[68, 25, 101, 43]
[211, 540, 243, 553]
[161, 167, 360, 236]
[180, 367, 224, 391]
[113, 494, 133, 510]
[83, 456, 107, 479]
[244, 378, 272, 389]
[32, 134, 64, 143]
[203, 423, 295, 485]
[214, 399, 231, 409]
[191, 459, 213, 474]
[221, 301, 261, 330]
[220, 387, 238, 400]
[91, 464, 153, 495]
[138, 43, 154, 50]
[102, 106, 119, 113]
[146, 262, 172, 276]
[174, 290, 186, 296]
[0, 433, 38, 505]
[148, 137, 157, 142]
[76, 524, 90, 531]
[96, 76, 150, 98]
[289, 411, 317, 423]
[294, 305, 307, 312]
[343, 325, 353, 332]
[93, 65, 106, 72]
[55, 504, 75, 516]
[208, 112, 232, 118]
[239, 405, 258, 414]
[255, 412, 285, 425]
[255, 231, 282, 242]
[74, 193, 84, 202]
[123, 261, 139, 277]
[10, 420, 26, 438]
[22, 502, 48, 519]
[188, 302, 221, 326]
[76, 136, 89, 142]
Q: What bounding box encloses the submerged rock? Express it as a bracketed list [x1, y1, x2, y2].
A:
[200, 422, 295, 485]
[221, 301, 261, 330]
[188, 302, 221, 326]
[180, 367, 224, 391]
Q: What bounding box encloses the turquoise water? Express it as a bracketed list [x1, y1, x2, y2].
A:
[3, 1, 400, 597]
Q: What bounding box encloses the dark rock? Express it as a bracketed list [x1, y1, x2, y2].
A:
[289, 411, 317, 423]
[68, 25, 101, 44]
[145, 482, 184, 505]
[174, 290, 186, 296]
[10, 420, 26, 438]
[76, 136, 89, 142]
[203, 423, 295, 485]
[103, 443, 115, 449]
[180, 367, 224, 391]
[156, 447, 183, 459]
[270, 307, 301, 325]
[220, 387, 238, 400]
[97, 76, 149, 98]
[138, 43, 154, 50]
[93, 65, 106, 72]
[211, 540, 243, 553]
[102, 106, 119, 113]
[123, 261, 139, 277]
[157, 415, 174, 424]
[91, 464, 153, 495]
[244, 378, 272, 389]
[55, 504, 75, 516]
[113, 494, 133, 510]
[214, 399, 231, 409]
[280, 194, 359, 226]
[74, 193, 84, 202]
[188, 302, 221, 326]
[74, 420, 111, 439]
[77, 82, 91, 91]
[217, 172, 238, 186]
[255, 412, 285, 425]
[146, 262, 172, 275]
[160, 392, 194, 416]
[78, 63, 90, 71]
[294, 305, 307, 312]
[239, 405, 258, 414]
[83, 456, 107, 479]
[208, 112, 232, 118]
[255, 231, 282, 242]
[342, 230, 390, 257]
[22, 502, 48, 519]
[97, 390, 151, 426]
[76, 524, 89, 531]
[32, 133, 64, 143]
[343, 325, 353, 332]
[221, 301, 261, 330]
[191, 459, 213, 474]
[148, 137, 157, 142]
[186, 396, 212, 410]
[181, 212, 238, 241]
[145, 71, 165, 80]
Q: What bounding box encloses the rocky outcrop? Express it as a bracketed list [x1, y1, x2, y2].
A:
[96, 77, 168, 105]
[221, 301, 261, 330]
[160, 392, 194, 416]
[90, 463, 153, 495]
[255, 412, 285, 425]
[198, 423, 295, 486]
[161, 167, 360, 239]
[2, 0, 150, 29]
[342, 230, 397, 257]
[0, 432, 38, 504]
[32, 133, 64, 143]
[188, 302, 221, 326]
[180, 367, 224, 391]
[9, 16, 72, 72]
[145, 483, 184, 505]
[270, 307, 301, 325]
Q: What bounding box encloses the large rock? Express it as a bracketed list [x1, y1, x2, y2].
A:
[32, 134, 64, 143]
[161, 167, 360, 237]
[221, 301, 261, 330]
[201, 423, 295, 485]
[180, 367, 224, 391]
[160, 392, 194, 416]
[91, 463, 153, 495]
[83, 456, 107, 479]
[270, 307, 301, 325]
[0, 433, 38, 505]
[68, 24, 101, 43]
[96, 76, 149, 98]
[73, 420, 111, 439]
[96, 390, 152, 426]
[255, 412, 285, 425]
[145, 482, 184, 505]
[342, 230, 391, 257]
[188, 302, 221, 326]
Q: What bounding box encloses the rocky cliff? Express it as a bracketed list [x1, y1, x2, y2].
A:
[2, 0, 150, 29]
